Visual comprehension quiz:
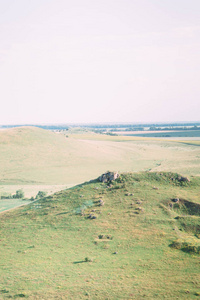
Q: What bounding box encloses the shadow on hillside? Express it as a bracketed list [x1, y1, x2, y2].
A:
[73, 261, 86, 264]
[172, 199, 200, 216]
[56, 211, 69, 216]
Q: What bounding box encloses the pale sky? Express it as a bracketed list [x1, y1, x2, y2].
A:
[0, 0, 200, 125]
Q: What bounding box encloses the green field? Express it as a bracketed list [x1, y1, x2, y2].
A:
[0, 127, 200, 299]
[0, 185, 72, 213]
[0, 198, 31, 213]
[0, 172, 200, 299]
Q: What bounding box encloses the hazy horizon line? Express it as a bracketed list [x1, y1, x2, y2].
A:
[1, 121, 200, 127]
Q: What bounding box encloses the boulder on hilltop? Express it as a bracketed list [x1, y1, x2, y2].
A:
[99, 171, 119, 183]
[177, 175, 190, 183]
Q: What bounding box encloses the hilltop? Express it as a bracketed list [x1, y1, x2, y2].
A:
[0, 172, 200, 299]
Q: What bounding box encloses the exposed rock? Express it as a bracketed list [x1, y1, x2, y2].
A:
[177, 176, 190, 183]
[99, 199, 104, 206]
[99, 171, 119, 183]
[136, 207, 143, 210]
[88, 214, 97, 219]
[172, 198, 179, 203]
[125, 192, 134, 196]
[136, 201, 142, 204]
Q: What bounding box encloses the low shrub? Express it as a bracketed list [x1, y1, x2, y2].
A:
[170, 240, 200, 254]
[85, 257, 92, 262]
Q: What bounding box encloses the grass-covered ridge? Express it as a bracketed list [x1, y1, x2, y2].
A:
[0, 172, 200, 299]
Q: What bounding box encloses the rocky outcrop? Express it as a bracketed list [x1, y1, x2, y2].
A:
[99, 171, 119, 183]
[177, 176, 190, 183]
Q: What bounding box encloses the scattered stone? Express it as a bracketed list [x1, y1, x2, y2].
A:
[172, 198, 179, 203]
[125, 192, 133, 196]
[153, 186, 159, 190]
[136, 201, 142, 204]
[113, 252, 118, 254]
[88, 214, 97, 219]
[98, 234, 113, 240]
[136, 207, 143, 210]
[99, 199, 104, 206]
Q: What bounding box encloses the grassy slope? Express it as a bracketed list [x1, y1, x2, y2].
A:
[0, 127, 200, 187]
[68, 132, 200, 176]
[0, 172, 200, 299]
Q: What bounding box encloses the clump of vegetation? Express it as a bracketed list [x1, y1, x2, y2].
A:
[85, 257, 93, 262]
[0, 193, 12, 199]
[36, 191, 47, 199]
[115, 172, 191, 186]
[175, 215, 200, 234]
[170, 240, 200, 254]
[98, 234, 113, 240]
[173, 199, 200, 216]
[13, 189, 24, 199]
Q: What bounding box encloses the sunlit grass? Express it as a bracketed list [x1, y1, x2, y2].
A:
[0, 172, 200, 299]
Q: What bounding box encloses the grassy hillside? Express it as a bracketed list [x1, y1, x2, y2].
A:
[0, 127, 200, 187]
[0, 172, 200, 299]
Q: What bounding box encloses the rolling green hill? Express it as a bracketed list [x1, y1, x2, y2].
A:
[0, 172, 200, 299]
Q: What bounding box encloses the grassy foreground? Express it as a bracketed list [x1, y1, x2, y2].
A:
[0, 172, 200, 299]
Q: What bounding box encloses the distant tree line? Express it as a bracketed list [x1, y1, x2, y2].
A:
[1, 123, 200, 131]
[148, 126, 200, 131]
[0, 190, 47, 200]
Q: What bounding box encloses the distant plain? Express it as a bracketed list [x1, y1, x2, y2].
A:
[0, 126, 200, 212]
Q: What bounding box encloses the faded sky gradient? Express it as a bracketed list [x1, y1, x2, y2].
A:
[0, 0, 200, 124]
